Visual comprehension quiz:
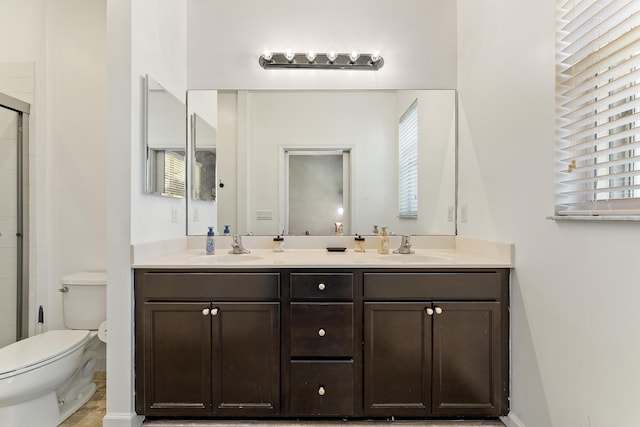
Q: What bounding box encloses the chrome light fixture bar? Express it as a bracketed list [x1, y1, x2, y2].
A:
[259, 49, 384, 70]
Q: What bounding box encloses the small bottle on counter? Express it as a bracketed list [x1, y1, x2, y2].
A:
[223, 225, 230, 236]
[372, 225, 379, 235]
[206, 227, 215, 255]
[354, 235, 366, 252]
[377, 226, 389, 254]
[272, 235, 284, 252]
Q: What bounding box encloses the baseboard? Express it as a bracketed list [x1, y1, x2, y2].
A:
[501, 412, 527, 427]
[102, 412, 144, 427]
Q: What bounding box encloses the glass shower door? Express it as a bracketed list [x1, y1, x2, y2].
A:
[0, 104, 19, 347]
[0, 92, 29, 347]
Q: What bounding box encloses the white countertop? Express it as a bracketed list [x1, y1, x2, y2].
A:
[132, 247, 512, 269]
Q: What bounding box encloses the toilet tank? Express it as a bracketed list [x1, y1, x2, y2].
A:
[61, 272, 107, 330]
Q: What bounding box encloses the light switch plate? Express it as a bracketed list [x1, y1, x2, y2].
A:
[256, 210, 273, 220]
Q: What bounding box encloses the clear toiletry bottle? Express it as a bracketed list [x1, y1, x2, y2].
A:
[372, 225, 379, 235]
[354, 235, 366, 252]
[377, 226, 389, 254]
[206, 227, 215, 255]
[273, 235, 284, 252]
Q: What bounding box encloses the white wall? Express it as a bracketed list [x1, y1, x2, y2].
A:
[457, 1, 640, 427]
[187, 0, 457, 90]
[0, 1, 107, 336]
[107, 0, 187, 425]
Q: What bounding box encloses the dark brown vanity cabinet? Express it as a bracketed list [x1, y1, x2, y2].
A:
[363, 271, 509, 417]
[288, 273, 358, 416]
[135, 271, 280, 417]
[135, 267, 509, 420]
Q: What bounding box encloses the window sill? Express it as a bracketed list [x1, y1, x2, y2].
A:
[547, 215, 640, 222]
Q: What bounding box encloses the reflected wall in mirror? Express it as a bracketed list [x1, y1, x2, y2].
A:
[144, 75, 186, 198]
[186, 89, 457, 236]
[187, 90, 219, 235]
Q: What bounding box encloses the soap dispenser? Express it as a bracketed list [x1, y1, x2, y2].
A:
[272, 235, 284, 252]
[377, 227, 389, 254]
[206, 227, 215, 255]
[354, 235, 366, 252]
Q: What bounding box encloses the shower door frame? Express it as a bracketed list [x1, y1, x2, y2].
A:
[0, 92, 30, 341]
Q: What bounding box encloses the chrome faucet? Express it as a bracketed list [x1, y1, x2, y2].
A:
[393, 235, 414, 254]
[229, 235, 251, 254]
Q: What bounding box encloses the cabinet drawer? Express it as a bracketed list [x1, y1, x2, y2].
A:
[290, 360, 354, 416]
[290, 303, 353, 357]
[290, 273, 353, 300]
[139, 272, 280, 300]
[364, 272, 503, 300]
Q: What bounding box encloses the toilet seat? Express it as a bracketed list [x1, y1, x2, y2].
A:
[0, 330, 90, 380]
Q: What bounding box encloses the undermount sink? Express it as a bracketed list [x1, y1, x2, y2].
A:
[188, 254, 263, 263]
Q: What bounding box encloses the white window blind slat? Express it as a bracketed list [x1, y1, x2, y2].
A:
[556, 0, 640, 217]
[163, 150, 186, 197]
[399, 101, 418, 218]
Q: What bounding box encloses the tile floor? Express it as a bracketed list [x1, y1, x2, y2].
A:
[58, 373, 504, 427]
[59, 371, 106, 427]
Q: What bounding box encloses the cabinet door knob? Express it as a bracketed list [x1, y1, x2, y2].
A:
[318, 328, 326, 337]
[425, 307, 434, 316]
[318, 386, 326, 396]
[202, 308, 210, 316]
[211, 307, 219, 316]
[318, 283, 326, 291]
[434, 306, 443, 315]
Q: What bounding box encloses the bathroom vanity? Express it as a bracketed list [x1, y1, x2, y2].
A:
[133, 244, 511, 420]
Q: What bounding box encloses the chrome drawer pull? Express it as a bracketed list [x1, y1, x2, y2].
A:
[202, 308, 210, 316]
[318, 283, 326, 291]
[425, 307, 434, 316]
[211, 307, 219, 316]
[434, 306, 443, 315]
[318, 328, 326, 337]
[318, 386, 326, 396]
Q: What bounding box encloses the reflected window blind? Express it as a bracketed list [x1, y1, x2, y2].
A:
[163, 151, 185, 197]
[399, 101, 418, 218]
[557, 0, 640, 216]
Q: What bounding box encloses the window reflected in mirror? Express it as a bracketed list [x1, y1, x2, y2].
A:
[144, 75, 186, 198]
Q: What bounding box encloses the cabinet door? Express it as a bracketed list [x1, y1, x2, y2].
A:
[363, 302, 432, 416]
[431, 301, 501, 416]
[142, 302, 212, 416]
[211, 302, 280, 415]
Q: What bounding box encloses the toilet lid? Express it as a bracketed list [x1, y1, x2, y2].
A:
[0, 330, 90, 377]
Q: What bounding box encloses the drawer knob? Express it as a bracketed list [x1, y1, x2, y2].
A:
[202, 308, 210, 316]
[425, 307, 434, 316]
[434, 306, 443, 315]
[318, 328, 326, 337]
[318, 283, 326, 291]
[211, 307, 219, 316]
[318, 386, 326, 396]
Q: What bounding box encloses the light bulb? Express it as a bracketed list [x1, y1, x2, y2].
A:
[349, 49, 360, 63]
[305, 50, 317, 62]
[327, 48, 338, 63]
[370, 50, 381, 63]
[284, 49, 295, 62]
[261, 48, 273, 61]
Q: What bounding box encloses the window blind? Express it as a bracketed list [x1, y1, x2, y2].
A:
[163, 150, 186, 198]
[399, 101, 418, 218]
[556, 0, 640, 216]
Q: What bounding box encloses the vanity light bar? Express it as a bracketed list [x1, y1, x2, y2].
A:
[259, 50, 384, 70]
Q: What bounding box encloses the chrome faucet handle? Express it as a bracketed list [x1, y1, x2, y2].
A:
[393, 235, 414, 254]
[229, 235, 251, 254]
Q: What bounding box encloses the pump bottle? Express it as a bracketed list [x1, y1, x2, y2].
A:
[206, 227, 215, 255]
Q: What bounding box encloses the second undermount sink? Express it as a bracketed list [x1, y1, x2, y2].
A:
[376, 253, 454, 264]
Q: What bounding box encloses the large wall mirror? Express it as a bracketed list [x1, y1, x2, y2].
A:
[144, 75, 186, 197]
[186, 89, 457, 236]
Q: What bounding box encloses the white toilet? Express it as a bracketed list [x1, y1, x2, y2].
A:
[0, 272, 107, 427]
